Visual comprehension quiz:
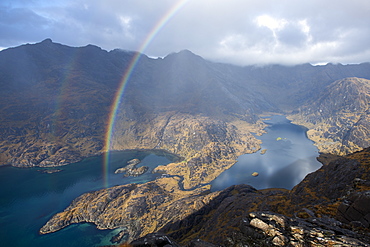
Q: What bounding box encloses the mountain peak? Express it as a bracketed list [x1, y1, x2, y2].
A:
[164, 49, 204, 62]
[177, 49, 195, 55]
[41, 38, 53, 44]
[35, 38, 55, 47]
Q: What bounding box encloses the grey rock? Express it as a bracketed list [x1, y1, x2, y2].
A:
[336, 191, 370, 228]
[130, 233, 181, 247]
[242, 211, 370, 247]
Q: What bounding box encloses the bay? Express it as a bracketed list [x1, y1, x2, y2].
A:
[211, 115, 322, 191]
[0, 115, 324, 246]
[0, 150, 174, 247]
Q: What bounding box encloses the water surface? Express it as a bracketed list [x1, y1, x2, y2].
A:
[211, 115, 322, 191]
[0, 150, 174, 247]
[0, 116, 323, 246]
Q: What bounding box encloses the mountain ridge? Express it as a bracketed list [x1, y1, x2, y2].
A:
[0, 39, 369, 168]
[1, 39, 370, 246]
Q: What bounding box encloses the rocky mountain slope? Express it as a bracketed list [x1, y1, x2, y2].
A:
[1, 39, 369, 171]
[289, 77, 370, 155]
[41, 147, 370, 246]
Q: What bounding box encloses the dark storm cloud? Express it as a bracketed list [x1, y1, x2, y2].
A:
[0, 6, 51, 46]
[1, 0, 370, 66]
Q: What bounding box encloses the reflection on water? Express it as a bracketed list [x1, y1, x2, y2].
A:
[211, 115, 322, 191]
[0, 151, 173, 247]
[0, 116, 322, 246]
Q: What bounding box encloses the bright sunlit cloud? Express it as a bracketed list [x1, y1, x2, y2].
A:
[255, 15, 287, 31]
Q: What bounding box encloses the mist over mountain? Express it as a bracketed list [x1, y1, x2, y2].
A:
[0, 39, 369, 169]
[0, 39, 369, 168]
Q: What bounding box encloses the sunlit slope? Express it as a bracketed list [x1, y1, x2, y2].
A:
[289, 77, 370, 154]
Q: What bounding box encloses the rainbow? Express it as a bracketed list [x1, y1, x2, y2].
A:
[102, 0, 189, 187]
[51, 52, 79, 138]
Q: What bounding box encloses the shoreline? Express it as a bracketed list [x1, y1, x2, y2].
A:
[1, 148, 184, 169]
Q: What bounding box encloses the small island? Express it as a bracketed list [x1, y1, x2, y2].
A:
[276, 137, 287, 141]
[38, 169, 63, 174]
[260, 149, 267, 155]
[114, 158, 149, 177]
[252, 172, 259, 177]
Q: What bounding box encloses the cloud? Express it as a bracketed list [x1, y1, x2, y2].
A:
[1, 0, 370, 66]
[276, 21, 309, 48]
[0, 6, 51, 45]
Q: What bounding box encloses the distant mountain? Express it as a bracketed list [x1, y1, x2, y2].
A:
[3, 39, 370, 246]
[0, 39, 369, 171]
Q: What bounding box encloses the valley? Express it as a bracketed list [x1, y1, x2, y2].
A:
[0, 39, 370, 246]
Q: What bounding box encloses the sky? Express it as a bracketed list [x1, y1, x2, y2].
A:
[1, 0, 370, 66]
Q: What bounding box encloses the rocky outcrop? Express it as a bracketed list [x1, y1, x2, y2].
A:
[128, 203, 370, 246]
[238, 211, 368, 246]
[130, 233, 181, 247]
[114, 159, 148, 177]
[124, 211, 370, 247]
[39, 177, 221, 242]
[337, 191, 370, 228]
[125, 166, 148, 177]
[110, 229, 128, 244]
[127, 233, 216, 247]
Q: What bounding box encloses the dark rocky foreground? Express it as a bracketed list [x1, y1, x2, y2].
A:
[41, 148, 370, 246]
[155, 148, 370, 246]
